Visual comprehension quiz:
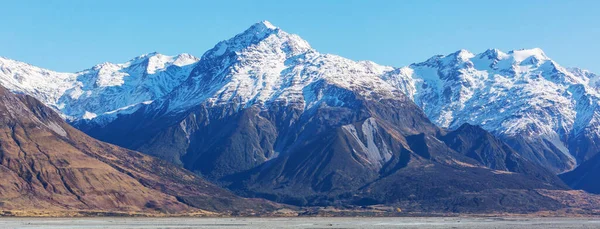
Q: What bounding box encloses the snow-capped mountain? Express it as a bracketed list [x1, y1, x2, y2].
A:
[0, 21, 581, 210]
[80, 21, 427, 168]
[0, 52, 198, 122]
[73, 22, 565, 210]
[153, 21, 398, 114]
[2, 21, 599, 176]
[382, 48, 600, 172]
[0, 57, 77, 108]
[61, 52, 198, 122]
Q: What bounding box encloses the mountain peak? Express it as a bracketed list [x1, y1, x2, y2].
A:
[456, 123, 488, 134]
[173, 53, 199, 66]
[420, 48, 552, 67]
[452, 49, 475, 61]
[128, 51, 162, 65]
[508, 48, 549, 62]
[478, 48, 509, 60]
[88, 52, 157, 71]
[88, 52, 198, 74]
[244, 20, 280, 36]
[255, 20, 277, 30]
[203, 21, 311, 59]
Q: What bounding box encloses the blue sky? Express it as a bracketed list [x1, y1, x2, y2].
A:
[2, 0, 599, 72]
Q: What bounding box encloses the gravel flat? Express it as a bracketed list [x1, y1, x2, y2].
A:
[1, 217, 600, 229]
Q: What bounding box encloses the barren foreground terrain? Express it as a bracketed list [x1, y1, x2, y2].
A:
[1, 217, 600, 229]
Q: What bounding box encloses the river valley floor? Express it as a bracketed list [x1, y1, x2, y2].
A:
[1, 217, 600, 229]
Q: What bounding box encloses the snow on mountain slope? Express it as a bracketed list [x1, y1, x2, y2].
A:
[0, 53, 199, 123]
[59, 52, 198, 122]
[155, 21, 398, 114]
[382, 48, 600, 172]
[1, 21, 398, 126]
[569, 67, 600, 88]
[0, 57, 77, 107]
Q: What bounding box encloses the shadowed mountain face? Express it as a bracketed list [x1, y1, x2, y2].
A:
[561, 153, 600, 194]
[221, 111, 569, 212]
[80, 82, 437, 179]
[77, 81, 569, 212]
[440, 124, 564, 185]
[0, 86, 278, 214]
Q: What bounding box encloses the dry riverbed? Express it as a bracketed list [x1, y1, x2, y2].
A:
[1, 217, 600, 229]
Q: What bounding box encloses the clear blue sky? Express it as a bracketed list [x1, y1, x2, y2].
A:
[2, 0, 599, 72]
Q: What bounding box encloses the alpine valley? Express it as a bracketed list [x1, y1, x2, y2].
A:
[2, 21, 600, 215]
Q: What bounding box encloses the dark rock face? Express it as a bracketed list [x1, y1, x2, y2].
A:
[569, 130, 600, 163]
[501, 136, 575, 174]
[561, 153, 600, 194]
[0, 86, 278, 214]
[76, 82, 569, 213]
[440, 124, 567, 187]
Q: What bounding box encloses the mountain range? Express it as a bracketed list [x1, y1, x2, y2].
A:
[1, 21, 600, 214]
[384, 48, 600, 173]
